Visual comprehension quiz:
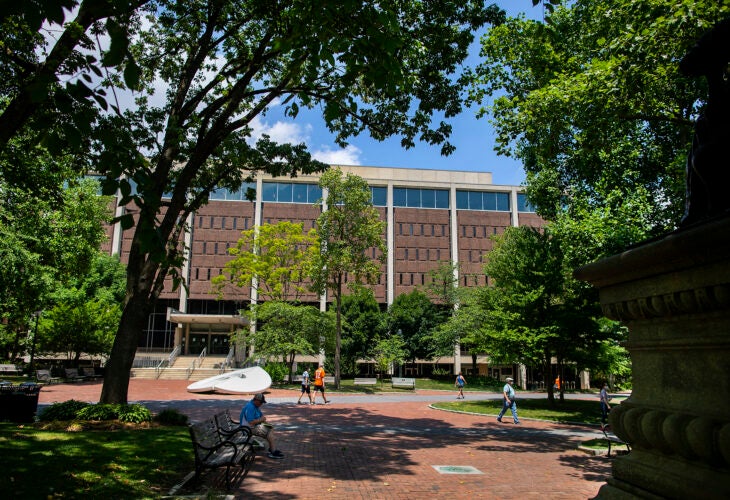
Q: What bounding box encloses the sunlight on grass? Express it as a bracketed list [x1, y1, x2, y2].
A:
[433, 398, 605, 424]
[0, 424, 192, 498]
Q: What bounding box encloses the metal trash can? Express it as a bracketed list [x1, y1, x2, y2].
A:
[0, 383, 41, 423]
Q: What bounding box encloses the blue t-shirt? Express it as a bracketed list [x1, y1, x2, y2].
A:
[240, 399, 262, 426]
[456, 375, 465, 387]
[302, 370, 310, 386]
[503, 383, 515, 400]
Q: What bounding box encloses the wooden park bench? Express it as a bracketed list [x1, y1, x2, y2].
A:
[0, 364, 21, 376]
[213, 410, 266, 451]
[601, 423, 631, 457]
[36, 369, 61, 384]
[81, 367, 103, 380]
[354, 378, 377, 386]
[189, 417, 256, 490]
[64, 368, 87, 383]
[391, 377, 416, 389]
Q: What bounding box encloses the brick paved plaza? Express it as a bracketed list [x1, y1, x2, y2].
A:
[39, 380, 610, 499]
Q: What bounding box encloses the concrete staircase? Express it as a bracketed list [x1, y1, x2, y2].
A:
[130, 354, 231, 381]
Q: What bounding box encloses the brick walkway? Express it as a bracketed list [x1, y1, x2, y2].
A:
[38, 380, 610, 499]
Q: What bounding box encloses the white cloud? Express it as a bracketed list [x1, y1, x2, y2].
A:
[311, 145, 362, 166]
[249, 116, 311, 144]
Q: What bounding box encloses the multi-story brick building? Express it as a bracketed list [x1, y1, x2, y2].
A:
[104, 165, 544, 376]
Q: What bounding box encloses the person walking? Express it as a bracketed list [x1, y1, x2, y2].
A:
[297, 367, 314, 405]
[496, 377, 520, 424]
[313, 363, 330, 404]
[240, 393, 285, 459]
[455, 371, 466, 399]
[599, 382, 612, 425]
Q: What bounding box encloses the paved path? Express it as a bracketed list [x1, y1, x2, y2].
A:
[38, 381, 611, 499]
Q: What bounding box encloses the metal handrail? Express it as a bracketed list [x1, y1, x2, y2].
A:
[221, 347, 234, 373]
[187, 347, 206, 379]
[168, 345, 181, 367]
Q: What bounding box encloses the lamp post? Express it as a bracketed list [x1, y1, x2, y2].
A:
[29, 310, 42, 375]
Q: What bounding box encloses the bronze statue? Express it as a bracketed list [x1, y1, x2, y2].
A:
[679, 18, 730, 226]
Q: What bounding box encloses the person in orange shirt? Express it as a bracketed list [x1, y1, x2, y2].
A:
[313, 364, 331, 404]
[554, 376, 561, 391]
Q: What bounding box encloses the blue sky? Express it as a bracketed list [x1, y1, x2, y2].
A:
[250, 2, 545, 187]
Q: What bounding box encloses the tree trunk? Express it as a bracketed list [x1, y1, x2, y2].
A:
[545, 354, 554, 404]
[334, 280, 342, 389]
[287, 351, 295, 383]
[100, 291, 153, 404]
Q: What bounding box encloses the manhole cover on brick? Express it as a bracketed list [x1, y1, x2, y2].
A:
[432, 465, 483, 475]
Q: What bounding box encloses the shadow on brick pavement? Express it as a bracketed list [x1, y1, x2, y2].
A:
[38, 380, 611, 499]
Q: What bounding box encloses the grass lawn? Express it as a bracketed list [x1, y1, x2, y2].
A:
[0, 422, 192, 499]
[431, 397, 627, 425]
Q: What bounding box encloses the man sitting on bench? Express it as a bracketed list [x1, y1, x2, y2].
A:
[239, 393, 284, 460]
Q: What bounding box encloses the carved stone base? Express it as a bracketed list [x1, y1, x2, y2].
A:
[575, 215, 730, 499]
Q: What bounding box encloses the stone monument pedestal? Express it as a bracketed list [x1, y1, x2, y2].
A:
[575, 215, 730, 499]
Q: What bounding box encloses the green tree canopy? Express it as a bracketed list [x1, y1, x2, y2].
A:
[472, 0, 729, 241]
[370, 334, 407, 385]
[0, 177, 112, 361]
[0, 1, 147, 191]
[246, 301, 334, 383]
[386, 289, 444, 364]
[340, 287, 384, 377]
[483, 225, 603, 402]
[213, 221, 318, 302]
[309, 168, 387, 387]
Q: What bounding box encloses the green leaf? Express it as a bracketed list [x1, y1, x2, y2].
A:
[123, 61, 141, 90]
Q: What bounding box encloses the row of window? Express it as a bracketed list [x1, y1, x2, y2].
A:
[397, 248, 488, 263]
[210, 181, 535, 212]
[398, 223, 449, 237]
[462, 226, 501, 238]
[400, 248, 449, 262]
[195, 214, 507, 238]
[197, 216, 252, 230]
[397, 273, 488, 287]
[91, 176, 535, 212]
[192, 266, 487, 288]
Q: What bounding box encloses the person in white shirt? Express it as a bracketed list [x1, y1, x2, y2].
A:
[496, 377, 520, 424]
[297, 367, 314, 405]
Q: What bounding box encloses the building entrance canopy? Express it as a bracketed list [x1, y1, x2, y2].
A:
[167, 308, 248, 355]
[167, 309, 248, 328]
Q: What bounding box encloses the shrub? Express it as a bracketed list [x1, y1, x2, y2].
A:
[263, 362, 288, 384]
[117, 404, 152, 423]
[154, 408, 189, 426]
[39, 401, 152, 423]
[39, 400, 90, 421]
[77, 404, 119, 421]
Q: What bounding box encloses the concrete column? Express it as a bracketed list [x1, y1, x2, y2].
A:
[450, 186, 461, 375]
[578, 370, 590, 390]
[387, 183, 395, 307]
[510, 188, 519, 227]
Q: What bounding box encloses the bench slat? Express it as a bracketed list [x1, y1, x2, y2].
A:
[391, 377, 415, 389]
[354, 378, 377, 385]
[189, 416, 256, 490]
